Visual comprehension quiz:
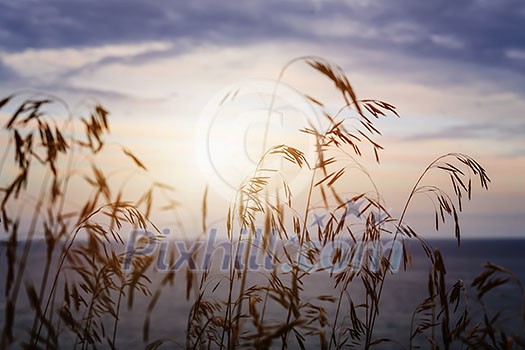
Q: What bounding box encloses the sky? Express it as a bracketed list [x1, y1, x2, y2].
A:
[0, 0, 524, 238]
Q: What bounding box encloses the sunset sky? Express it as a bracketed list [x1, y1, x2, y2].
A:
[0, 0, 524, 237]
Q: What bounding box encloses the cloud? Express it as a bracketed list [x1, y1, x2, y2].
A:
[430, 35, 464, 50]
[0, 0, 523, 129]
[405, 121, 525, 141]
[0, 58, 18, 81]
[506, 49, 525, 61]
[0, 0, 524, 77]
[35, 82, 141, 101]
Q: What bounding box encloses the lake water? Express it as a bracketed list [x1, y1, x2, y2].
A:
[1, 238, 524, 349]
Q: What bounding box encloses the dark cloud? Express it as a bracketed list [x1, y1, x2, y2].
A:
[58, 44, 184, 80]
[0, 0, 524, 76]
[0, 1, 296, 50]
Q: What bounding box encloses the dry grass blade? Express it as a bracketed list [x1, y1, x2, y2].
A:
[122, 147, 147, 171]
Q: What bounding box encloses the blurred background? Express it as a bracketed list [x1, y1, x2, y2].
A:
[0, 0, 523, 238]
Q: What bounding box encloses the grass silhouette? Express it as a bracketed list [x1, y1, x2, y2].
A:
[0, 58, 523, 349]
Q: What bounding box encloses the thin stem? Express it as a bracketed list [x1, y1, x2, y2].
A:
[34, 204, 114, 348]
[1, 171, 50, 347]
[364, 154, 451, 348]
[281, 163, 317, 349]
